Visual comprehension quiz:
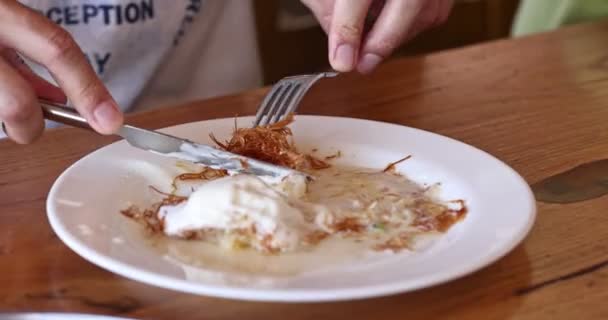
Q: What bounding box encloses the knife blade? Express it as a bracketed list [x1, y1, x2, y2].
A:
[40, 100, 302, 178]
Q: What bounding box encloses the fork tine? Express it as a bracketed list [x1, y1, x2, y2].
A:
[269, 83, 299, 124]
[254, 72, 338, 127]
[287, 73, 331, 114]
[261, 83, 292, 126]
[283, 83, 307, 117]
[254, 84, 285, 127]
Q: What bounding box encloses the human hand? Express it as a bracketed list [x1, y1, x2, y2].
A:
[301, 0, 453, 73]
[0, 0, 122, 144]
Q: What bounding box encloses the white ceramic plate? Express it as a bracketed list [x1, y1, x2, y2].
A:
[47, 116, 536, 302]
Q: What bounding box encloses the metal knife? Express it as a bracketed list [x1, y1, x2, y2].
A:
[40, 99, 301, 178]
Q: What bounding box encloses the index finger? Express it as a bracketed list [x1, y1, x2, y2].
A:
[0, 0, 123, 134]
[357, 0, 425, 74]
[329, 0, 373, 72]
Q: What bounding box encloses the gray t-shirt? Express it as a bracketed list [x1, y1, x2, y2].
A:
[1, 0, 262, 138]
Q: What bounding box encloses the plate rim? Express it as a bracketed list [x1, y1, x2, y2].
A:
[46, 115, 537, 302]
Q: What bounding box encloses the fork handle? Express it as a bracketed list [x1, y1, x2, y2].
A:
[40, 99, 95, 132]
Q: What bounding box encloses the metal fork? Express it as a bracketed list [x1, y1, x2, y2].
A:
[253, 72, 337, 127]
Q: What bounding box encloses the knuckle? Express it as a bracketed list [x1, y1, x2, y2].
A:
[0, 93, 36, 123]
[320, 13, 332, 29]
[432, 0, 452, 26]
[45, 27, 79, 67]
[0, 47, 12, 60]
[76, 78, 105, 110]
[367, 35, 400, 57]
[437, 14, 448, 25]
[19, 7, 45, 28]
[337, 23, 362, 41]
[405, 0, 425, 11]
[418, 11, 438, 29]
[428, 10, 444, 27]
[437, 8, 451, 25]
[18, 7, 79, 65]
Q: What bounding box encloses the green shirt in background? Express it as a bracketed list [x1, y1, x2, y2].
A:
[512, 0, 608, 36]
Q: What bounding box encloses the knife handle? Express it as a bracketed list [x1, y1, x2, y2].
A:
[40, 99, 95, 132]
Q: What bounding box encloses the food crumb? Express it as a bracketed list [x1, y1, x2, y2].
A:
[325, 151, 342, 160]
[77, 224, 93, 236]
[382, 155, 412, 173]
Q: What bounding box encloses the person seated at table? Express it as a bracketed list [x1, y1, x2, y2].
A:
[0, 0, 452, 144]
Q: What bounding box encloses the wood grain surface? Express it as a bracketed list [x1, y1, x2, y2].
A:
[2, 21, 608, 319]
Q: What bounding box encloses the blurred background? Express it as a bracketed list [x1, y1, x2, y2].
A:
[255, 0, 520, 84]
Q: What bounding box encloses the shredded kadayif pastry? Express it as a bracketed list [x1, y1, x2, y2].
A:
[121, 115, 467, 254]
[210, 114, 330, 171]
[383, 155, 412, 173]
[122, 116, 332, 250]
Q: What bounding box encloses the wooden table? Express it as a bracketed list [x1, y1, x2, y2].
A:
[2, 20, 608, 320]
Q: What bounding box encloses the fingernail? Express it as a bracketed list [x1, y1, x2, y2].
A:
[333, 44, 356, 71]
[93, 101, 122, 133]
[357, 53, 382, 74]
